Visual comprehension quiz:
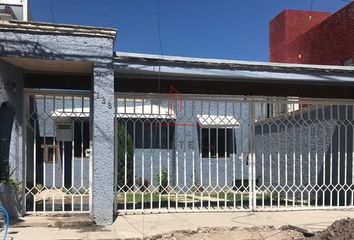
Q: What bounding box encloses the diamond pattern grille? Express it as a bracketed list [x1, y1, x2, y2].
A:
[116, 95, 354, 213]
[25, 94, 91, 213]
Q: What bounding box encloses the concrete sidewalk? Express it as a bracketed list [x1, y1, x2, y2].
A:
[7, 210, 354, 240]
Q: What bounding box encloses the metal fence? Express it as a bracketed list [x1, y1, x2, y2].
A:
[23, 91, 354, 214]
[253, 97, 354, 210]
[115, 94, 354, 214]
[24, 90, 91, 213]
[115, 93, 252, 213]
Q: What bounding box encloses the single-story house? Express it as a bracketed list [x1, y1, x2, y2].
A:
[1, 20, 354, 225]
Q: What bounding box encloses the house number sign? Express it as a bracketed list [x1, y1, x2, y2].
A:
[94, 91, 112, 109]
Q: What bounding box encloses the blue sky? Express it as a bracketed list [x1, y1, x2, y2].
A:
[29, 0, 348, 62]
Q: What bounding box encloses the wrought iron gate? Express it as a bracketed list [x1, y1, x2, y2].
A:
[253, 97, 354, 210]
[24, 90, 91, 213]
[115, 94, 354, 214]
[115, 93, 252, 213]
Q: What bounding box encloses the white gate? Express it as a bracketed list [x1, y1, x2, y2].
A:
[253, 97, 354, 210]
[115, 94, 354, 214]
[115, 93, 252, 213]
[24, 90, 91, 213]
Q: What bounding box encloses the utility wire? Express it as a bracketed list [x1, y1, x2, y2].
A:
[157, 0, 163, 94]
[157, 0, 164, 58]
[49, 0, 56, 23]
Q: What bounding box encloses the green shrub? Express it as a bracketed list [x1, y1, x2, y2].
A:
[155, 167, 168, 193]
[117, 122, 134, 190]
[0, 169, 20, 192]
[135, 177, 150, 191]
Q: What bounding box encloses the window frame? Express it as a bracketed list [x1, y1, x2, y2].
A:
[41, 144, 60, 163]
[199, 127, 236, 159]
[119, 118, 175, 150]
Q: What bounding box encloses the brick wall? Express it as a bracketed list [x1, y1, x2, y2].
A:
[270, 3, 354, 65]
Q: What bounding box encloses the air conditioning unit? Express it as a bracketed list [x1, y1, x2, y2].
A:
[56, 123, 73, 142]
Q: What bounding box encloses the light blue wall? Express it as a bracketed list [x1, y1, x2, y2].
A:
[254, 106, 354, 205]
[0, 28, 116, 225]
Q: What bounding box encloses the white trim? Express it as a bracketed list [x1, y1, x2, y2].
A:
[196, 115, 240, 128]
[22, 0, 28, 21]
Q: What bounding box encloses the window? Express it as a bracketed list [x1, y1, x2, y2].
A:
[266, 103, 287, 118]
[342, 58, 353, 66]
[196, 115, 238, 158]
[0, 4, 23, 20]
[119, 118, 175, 149]
[200, 128, 235, 158]
[42, 145, 60, 163]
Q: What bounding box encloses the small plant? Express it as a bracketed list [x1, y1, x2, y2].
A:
[193, 176, 204, 192]
[0, 169, 21, 192]
[1, 178, 20, 192]
[191, 185, 204, 192]
[136, 177, 150, 191]
[35, 183, 44, 191]
[155, 168, 169, 194]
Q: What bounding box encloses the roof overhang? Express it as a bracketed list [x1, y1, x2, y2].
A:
[114, 52, 354, 85]
[2, 57, 92, 74]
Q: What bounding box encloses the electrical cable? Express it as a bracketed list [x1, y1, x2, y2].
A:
[49, 0, 56, 23]
[156, 0, 163, 94]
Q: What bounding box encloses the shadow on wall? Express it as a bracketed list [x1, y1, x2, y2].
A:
[0, 101, 15, 180]
[0, 101, 20, 220]
[255, 105, 354, 206]
[318, 116, 354, 206]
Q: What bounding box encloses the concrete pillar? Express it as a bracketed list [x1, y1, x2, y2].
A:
[91, 62, 115, 225]
[0, 60, 24, 218]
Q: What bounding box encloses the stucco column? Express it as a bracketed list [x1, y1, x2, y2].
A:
[0, 60, 24, 218]
[91, 62, 115, 225]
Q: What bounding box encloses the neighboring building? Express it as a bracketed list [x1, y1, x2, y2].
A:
[0, 0, 30, 21]
[270, 2, 354, 66]
[267, 2, 354, 206]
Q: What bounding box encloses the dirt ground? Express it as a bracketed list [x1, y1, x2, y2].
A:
[305, 218, 354, 240]
[146, 226, 305, 240]
[145, 218, 354, 240]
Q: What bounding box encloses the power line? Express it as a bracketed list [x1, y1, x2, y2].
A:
[157, 0, 164, 58]
[49, 0, 56, 23]
[156, 0, 163, 94]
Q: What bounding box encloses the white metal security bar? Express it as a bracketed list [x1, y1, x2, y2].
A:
[253, 97, 354, 210]
[24, 90, 91, 213]
[115, 93, 354, 214]
[115, 93, 251, 213]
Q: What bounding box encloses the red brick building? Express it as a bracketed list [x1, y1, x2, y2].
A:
[270, 2, 354, 66]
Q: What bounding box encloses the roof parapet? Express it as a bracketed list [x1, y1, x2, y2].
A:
[0, 20, 117, 39]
